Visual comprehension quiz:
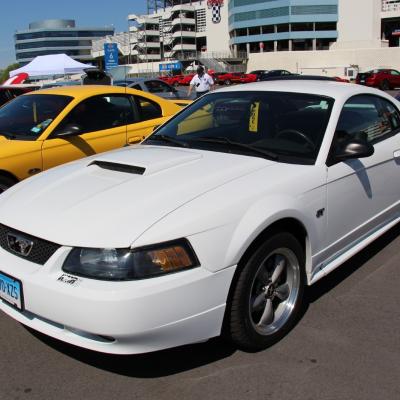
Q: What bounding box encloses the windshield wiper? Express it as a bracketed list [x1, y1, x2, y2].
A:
[192, 136, 279, 160]
[147, 134, 189, 148]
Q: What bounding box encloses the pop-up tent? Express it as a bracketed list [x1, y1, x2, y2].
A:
[9, 54, 95, 78]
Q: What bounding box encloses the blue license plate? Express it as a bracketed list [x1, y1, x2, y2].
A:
[0, 271, 23, 310]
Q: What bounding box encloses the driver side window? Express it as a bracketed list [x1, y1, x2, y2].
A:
[335, 95, 399, 145]
[54, 95, 135, 136]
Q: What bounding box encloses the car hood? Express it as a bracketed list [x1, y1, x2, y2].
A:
[0, 145, 272, 248]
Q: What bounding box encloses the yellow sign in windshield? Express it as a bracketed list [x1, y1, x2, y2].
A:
[249, 102, 260, 133]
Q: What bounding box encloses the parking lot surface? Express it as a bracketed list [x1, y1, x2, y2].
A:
[1, 224, 399, 400]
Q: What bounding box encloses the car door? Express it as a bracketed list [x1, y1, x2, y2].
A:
[390, 70, 400, 87]
[325, 94, 400, 260]
[125, 94, 170, 145]
[41, 94, 134, 171]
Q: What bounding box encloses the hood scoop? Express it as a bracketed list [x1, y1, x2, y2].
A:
[88, 160, 145, 175]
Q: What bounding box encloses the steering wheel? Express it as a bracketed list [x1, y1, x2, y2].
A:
[276, 129, 315, 150]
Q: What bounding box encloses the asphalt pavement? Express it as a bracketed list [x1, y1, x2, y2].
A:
[1, 223, 400, 400]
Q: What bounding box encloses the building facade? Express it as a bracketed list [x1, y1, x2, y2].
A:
[382, 0, 400, 46]
[128, 0, 207, 61]
[228, 0, 338, 53]
[15, 20, 114, 65]
[92, 0, 400, 77]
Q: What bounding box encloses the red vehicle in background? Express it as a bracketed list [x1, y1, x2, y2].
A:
[159, 75, 183, 86]
[240, 73, 258, 84]
[178, 74, 195, 86]
[216, 72, 245, 85]
[356, 69, 400, 90]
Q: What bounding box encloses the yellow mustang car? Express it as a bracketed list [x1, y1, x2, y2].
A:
[0, 85, 183, 192]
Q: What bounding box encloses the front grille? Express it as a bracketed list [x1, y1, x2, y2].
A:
[0, 224, 61, 265]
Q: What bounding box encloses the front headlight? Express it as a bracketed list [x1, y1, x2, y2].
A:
[62, 239, 199, 281]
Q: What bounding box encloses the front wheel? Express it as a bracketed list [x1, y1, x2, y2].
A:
[227, 232, 305, 351]
[224, 79, 232, 85]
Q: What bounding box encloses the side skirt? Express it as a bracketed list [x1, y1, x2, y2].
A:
[310, 214, 400, 285]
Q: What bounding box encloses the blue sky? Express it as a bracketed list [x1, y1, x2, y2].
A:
[0, 0, 147, 68]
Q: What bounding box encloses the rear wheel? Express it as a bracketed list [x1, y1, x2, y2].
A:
[224, 79, 232, 85]
[0, 175, 17, 194]
[227, 232, 305, 351]
[380, 80, 390, 91]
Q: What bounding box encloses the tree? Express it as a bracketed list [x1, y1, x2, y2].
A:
[0, 63, 20, 84]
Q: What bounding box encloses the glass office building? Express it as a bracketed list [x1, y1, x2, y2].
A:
[15, 20, 114, 65]
[228, 0, 338, 53]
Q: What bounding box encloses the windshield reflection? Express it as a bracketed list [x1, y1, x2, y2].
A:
[145, 91, 334, 164]
[0, 94, 72, 140]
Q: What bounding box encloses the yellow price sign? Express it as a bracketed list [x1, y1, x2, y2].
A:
[249, 102, 260, 133]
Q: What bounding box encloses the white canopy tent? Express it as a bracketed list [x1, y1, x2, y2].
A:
[9, 54, 95, 78]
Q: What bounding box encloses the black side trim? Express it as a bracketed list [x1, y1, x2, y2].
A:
[88, 161, 145, 175]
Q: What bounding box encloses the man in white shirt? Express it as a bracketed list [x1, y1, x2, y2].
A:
[188, 66, 215, 98]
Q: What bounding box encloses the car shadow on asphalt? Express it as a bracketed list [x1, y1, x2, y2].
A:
[26, 328, 236, 378]
[25, 223, 400, 378]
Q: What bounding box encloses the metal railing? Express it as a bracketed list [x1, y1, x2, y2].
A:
[175, 51, 248, 61]
[382, 0, 400, 11]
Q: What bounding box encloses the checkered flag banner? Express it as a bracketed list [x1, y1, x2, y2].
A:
[208, 0, 224, 24]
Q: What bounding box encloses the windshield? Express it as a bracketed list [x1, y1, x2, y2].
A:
[0, 94, 73, 140]
[145, 91, 334, 164]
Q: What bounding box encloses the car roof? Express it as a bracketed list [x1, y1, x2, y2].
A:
[119, 77, 171, 84]
[215, 79, 390, 100]
[26, 85, 137, 99]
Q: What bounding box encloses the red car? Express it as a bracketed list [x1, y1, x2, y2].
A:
[356, 69, 400, 90]
[159, 75, 183, 86]
[178, 74, 195, 86]
[239, 73, 258, 84]
[216, 72, 245, 85]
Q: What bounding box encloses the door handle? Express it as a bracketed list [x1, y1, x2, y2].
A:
[127, 136, 144, 145]
[394, 150, 400, 159]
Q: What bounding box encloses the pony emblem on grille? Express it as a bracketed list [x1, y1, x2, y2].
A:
[6, 233, 34, 257]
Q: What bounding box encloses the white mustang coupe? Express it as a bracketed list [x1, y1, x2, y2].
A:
[0, 80, 399, 354]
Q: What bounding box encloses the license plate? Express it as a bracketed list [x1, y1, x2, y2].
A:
[0, 271, 23, 310]
[360, 80, 365, 83]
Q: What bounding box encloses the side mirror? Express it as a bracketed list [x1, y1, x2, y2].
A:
[334, 138, 374, 162]
[55, 123, 82, 138]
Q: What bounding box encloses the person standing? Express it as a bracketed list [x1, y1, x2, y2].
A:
[188, 66, 214, 99]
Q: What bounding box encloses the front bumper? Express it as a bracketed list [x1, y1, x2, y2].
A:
[0, 246, 236, 354]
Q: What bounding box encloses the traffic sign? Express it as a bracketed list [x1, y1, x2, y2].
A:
[159, 62, 182, 72]
[104, 43, 119, 71]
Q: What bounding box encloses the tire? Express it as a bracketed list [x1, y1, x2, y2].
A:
[226, 232, 306, 351]
[0, 175, 16, 194]
[380, 80, 390, 91]
[224, 79, 232, 85]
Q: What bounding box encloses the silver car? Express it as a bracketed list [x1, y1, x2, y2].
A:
[114, 78, 190, 100]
